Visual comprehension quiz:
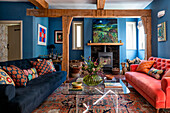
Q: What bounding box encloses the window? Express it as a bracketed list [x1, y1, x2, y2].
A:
[139, 24, 145, 50]
[72, 21, 83, 50]
[126, 22, 136, 50]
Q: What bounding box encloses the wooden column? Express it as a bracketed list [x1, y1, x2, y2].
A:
[141, 16, 152, 60]
[62, 16, 73, 80]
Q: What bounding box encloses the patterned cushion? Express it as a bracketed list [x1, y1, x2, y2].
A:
[23, 68, 38, 81]
[148, 67, 164, 80]
[136, 60, 155, 74]
[0, 69, 15, 86]
[3, 65, 27, 87]
[30, 60, 53, 76]
[46, 59, 56, 72]
[37, 59, 56, 72]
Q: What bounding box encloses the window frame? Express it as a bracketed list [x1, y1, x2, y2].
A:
[72, 21, 84, 50]
[126, 22, 137, 50]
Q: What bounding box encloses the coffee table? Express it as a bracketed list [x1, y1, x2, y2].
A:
[61, 79, 130, 113]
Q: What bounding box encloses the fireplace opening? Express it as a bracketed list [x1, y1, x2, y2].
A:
[98, 52, 113, 71]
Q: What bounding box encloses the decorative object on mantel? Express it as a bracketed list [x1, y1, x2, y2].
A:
[81, 56, 104, 86]
[38, 24, 47, 46]
[93, 19, 118, 43]
[158, 22, 166, 42]
[54, 30, 63, 43]
[157, 10, 165, 18]
[89, 40, 92, 43]
[87, 43, 123, 46]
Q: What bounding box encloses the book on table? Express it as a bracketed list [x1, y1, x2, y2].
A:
[104, 83, 122, 88]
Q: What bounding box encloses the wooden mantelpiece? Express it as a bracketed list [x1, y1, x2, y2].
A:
[87, 43, 124, 46]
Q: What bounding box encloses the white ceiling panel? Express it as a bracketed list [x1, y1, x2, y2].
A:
[0, 0, 153, 9]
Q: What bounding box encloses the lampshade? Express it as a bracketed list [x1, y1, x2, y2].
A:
[49, 44, 55, 49]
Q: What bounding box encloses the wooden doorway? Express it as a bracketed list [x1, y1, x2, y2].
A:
[0, 21, 23, 61]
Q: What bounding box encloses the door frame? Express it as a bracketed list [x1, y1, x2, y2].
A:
[0, 20, 23, 59]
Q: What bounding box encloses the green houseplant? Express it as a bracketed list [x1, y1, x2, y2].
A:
[81, 56, 105, 86]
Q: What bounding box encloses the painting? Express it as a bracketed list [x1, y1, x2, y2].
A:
[54, 31, 63, 43]
[93, 19, 118, 43]
[38, 24, 47, 46]
[158, 22, 166, 42]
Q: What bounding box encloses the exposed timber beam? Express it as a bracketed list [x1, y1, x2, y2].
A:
[97, 0, 106, 10]
[28, 0, 48, 9]
[27, 9, 151, 17]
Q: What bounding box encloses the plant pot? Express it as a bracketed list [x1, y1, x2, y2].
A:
[83, 74, 102, 86]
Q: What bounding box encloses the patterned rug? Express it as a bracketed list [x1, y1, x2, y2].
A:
[33, 84, 170, 113]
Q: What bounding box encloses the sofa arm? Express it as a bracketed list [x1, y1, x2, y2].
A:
[161, 77, 170, 108]
[0, 84, 15, 102]
[130, 64, 139, 72]
[54, 64, 61, 71]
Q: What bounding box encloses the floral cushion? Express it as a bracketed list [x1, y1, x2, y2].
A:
[23, 68, 38, 81]
[46, 59, 56, 72]
[30, 59, 53, 76]
[0, 69, 15, 86]
[3, 65, 27, 87]
[136, 60, 155, 74]
[148, 67, 164, 80]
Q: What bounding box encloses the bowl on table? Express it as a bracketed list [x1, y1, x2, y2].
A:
[72, 82, 82, 88]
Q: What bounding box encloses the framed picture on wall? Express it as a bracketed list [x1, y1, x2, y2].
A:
[158, 22, 166, 42]
[54, 31, 63, 43]
[38, 24, 47, 46]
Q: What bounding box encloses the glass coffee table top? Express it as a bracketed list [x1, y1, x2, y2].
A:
[61, 79, 130, 95]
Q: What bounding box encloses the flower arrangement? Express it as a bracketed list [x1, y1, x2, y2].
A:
[81, 56, 104, 76]
[81, 56, 105, 86]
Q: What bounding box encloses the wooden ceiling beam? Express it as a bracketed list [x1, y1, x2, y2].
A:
[27, 9, 151, 17]
[97, 0, 106, 10]
[28, 0, 49, 9]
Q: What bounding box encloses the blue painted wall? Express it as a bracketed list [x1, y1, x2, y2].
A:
[48, 17, 62, 55]
[0, 2, 48, 58]
[33, 17, 48, 57]
[84, 18, 93, 60]
[0, 2, 35, 58]
[145, 0, 170, 58]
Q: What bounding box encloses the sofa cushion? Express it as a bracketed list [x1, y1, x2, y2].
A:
[23, 68, 38, 81]
[3, 65, 27, 87]
[0, 69, 15, 86]
[136, 60, 155, 74]
[46, 59, 56, 72]
[30, 60, 52, 76]
[148, 67, 164, 80]
[126, 72, 166, 103]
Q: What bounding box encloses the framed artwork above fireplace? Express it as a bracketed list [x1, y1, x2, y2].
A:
[93, 19, 118, 43]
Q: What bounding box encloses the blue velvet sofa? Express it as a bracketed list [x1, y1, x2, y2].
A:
[0, 58, 67, 113]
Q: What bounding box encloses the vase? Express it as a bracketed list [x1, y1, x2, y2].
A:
[83, 74, 102, 86]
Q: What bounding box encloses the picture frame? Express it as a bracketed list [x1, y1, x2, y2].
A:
[54, 31, 63, 43]
[38, 24, 47, 46]
[158, 22, 166, 42]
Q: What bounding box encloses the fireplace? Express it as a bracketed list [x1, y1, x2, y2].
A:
[91, 45, 119, 71]
[98, 52, 113, 71]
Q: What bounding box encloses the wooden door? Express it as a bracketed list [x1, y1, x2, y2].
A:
[8, 25, 21, 61]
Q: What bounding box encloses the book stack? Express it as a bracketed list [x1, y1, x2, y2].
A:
[104, 82, 122, 88]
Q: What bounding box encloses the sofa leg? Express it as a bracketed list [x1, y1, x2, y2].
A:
[156, 109, 159, 113]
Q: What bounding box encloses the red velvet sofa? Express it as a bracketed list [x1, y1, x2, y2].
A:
[125, 57, 170, 112]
